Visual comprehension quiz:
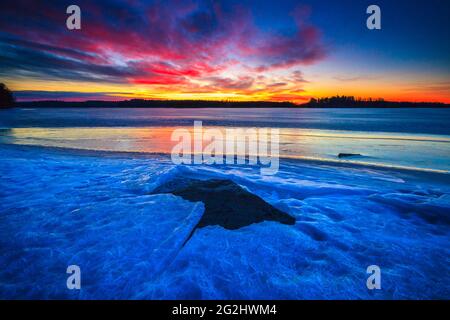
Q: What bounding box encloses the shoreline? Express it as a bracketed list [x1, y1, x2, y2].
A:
[2, 142, 449, 178]
[3, 98, 448, 109]
[6, 105, 450, 109]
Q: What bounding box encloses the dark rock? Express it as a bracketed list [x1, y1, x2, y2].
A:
[338, 153, 362, 158]
[151, 178, 296, 230]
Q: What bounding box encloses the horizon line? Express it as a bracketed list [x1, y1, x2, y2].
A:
[13, 97, 450, 107]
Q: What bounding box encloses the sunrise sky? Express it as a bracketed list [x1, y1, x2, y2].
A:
[0, 0, 449, 103]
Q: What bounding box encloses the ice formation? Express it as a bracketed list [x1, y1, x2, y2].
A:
[0, 144, 449, 299]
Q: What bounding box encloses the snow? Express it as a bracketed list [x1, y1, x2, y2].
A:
[0, 144, 449, 299]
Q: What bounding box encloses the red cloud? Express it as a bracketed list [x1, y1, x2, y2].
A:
[0, 1, 326, 100]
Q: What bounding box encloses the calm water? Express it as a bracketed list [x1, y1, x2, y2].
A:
[1, 107, 450, 172]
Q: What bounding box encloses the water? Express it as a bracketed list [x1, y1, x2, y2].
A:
[1, 107, 450, 172]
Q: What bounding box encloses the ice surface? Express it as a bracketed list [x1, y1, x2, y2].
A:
[0, 144, 449, 299]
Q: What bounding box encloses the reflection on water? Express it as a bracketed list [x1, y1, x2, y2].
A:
[2, 126, 450, 172]
[2, 107, 450, 134]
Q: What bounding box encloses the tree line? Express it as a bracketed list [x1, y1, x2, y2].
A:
[0, 83, 15, 108]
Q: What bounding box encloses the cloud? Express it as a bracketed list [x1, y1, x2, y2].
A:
[0, 40, 141, 83]
[403, 81, 450, 93]
[0, 0, 326, 100]
[266, 82, 288, 88]
[333, 75, 379, 82]
[13, 90, 126, 101]
[206, 76, 255, 90]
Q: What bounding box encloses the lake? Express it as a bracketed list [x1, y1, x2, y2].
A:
[1, 107, 449, 172]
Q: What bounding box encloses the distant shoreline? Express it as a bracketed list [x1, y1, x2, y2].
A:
[9, 99, 450, 109]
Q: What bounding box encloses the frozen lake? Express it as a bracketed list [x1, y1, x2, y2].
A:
[0, 107, 449, 299]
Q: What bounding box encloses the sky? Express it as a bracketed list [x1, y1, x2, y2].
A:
[0, 0, 449, 103]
